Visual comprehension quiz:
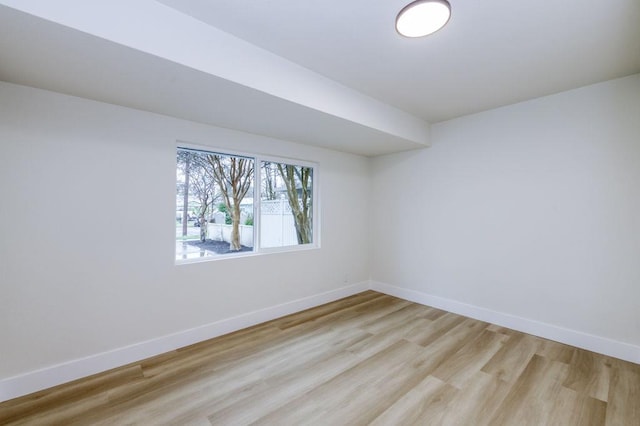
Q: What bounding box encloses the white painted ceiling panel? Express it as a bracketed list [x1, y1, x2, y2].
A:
[1, 0, 639, 155]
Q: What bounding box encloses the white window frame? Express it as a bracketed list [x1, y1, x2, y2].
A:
[175, 142, 320, 264]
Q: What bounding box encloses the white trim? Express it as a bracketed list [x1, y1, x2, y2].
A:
[371, 281, 640, 364]
[0, 281, 369, 403]
[175, 243, 321, 265]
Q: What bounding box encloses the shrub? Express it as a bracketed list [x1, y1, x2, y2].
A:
[217, 203, 232, 225]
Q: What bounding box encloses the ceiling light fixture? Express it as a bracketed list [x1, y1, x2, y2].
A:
[396, 0, 451, 38]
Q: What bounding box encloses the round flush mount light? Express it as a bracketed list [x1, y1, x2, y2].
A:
[396, 0, 451, 38]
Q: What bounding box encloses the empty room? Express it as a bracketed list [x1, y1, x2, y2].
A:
[1, 0, 639, 424]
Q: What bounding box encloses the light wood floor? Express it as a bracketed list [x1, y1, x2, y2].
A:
[1, 291, 639, 425]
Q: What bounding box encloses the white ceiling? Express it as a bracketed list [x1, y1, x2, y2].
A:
[0, 5, 427, 156]
[158, 0, 640, 122]
[0, 0, 639, 156]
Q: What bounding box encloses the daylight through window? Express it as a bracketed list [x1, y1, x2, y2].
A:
[176, 147, 316, 261]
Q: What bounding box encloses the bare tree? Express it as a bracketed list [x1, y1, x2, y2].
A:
[277, 164, 312, 244]
[207, 154, 254, 250]
[189, 159, 219, 242]
[261, 161, 277, 200]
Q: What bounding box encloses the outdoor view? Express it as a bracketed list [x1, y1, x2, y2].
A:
[176, 147, 314, 261]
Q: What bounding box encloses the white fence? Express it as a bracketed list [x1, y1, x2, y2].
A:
[207, 224, 254, 248]
[260, 199, 299, 248]
[206, 199, 299, 248]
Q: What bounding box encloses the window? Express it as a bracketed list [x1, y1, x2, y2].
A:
[176, 146, 317, 262]
[260, 160, 313, 248]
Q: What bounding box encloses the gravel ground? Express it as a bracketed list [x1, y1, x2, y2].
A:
[185, 239, 252, 254]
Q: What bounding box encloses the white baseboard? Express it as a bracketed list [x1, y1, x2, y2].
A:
[4, 279, 637, 403]
[371, 281, 640, 365]
[0, 281, 370, 403]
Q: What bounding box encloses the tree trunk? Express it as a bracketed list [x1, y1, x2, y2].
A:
[199, 215, 207, 242]
[230, 203, 242, 250]
[277, 164, 312, 244]
[293, 211, 312, 244]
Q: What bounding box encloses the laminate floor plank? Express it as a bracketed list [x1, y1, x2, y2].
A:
[605, 366, 640, 425]
[347, 316, 432, 359]
[405, 312, 467, 347]
[251, 339, 423, 425]
[0, 365, 143, 424]
[176, 329, 372, 425]
[547, 387, 606, 426]
[359, 302, 432, 332]
[490, 354, 569, 425]
[6, 393, 111, 426]
[563, 349, 611, 402]
[272, 290, 385, 330]
[312, 296, 412, 333]
[208, 350, 362, 425]
[370, 375, 457, 426]
[431, 328, 509, 389]
[421, 306, 448, 321]
[437, 370, 512, 426]
[536, 338, 576, 364]
[1, 292, 638, 425]
[99, 327, 371, 425]
[481, 332, 540, 383]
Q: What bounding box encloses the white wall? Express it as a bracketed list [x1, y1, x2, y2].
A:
[372, 74, 640, 353]
[0, 82, 370, 387]
[3, 74, 639, 400]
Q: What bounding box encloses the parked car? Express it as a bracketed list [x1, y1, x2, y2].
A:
[193, 217, 209, 227]
[176, 211, 197, 222]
